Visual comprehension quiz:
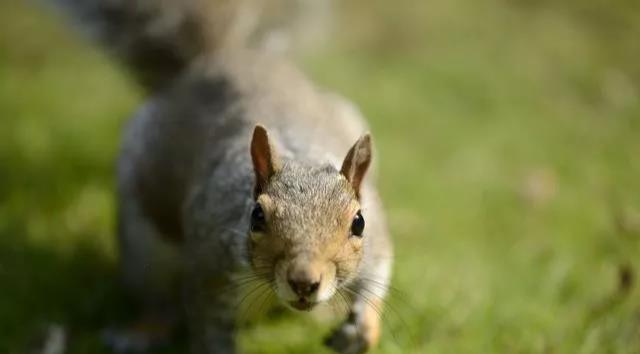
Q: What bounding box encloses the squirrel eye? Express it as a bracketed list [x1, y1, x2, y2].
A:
[251, 203, 266, 233]
[351, 210, 365, 237]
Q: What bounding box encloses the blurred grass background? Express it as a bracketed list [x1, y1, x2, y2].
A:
[1, 0, 640, 353]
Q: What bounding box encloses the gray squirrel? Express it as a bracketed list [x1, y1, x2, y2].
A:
[51, 1, 393, 353]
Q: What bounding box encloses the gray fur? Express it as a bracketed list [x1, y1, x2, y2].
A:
[50, 0, 253, 89]
[53, 1, 392, 353]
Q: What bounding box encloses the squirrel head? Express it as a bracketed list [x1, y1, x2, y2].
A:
[247, 125, 372, 311]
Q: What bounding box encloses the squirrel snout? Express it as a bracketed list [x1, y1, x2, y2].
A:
[287, 264, 321, 297]
[288, 278, 320, 297]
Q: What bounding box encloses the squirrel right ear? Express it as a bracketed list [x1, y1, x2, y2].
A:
[340, 134, 372, 199]
[251, 125, 280, 196]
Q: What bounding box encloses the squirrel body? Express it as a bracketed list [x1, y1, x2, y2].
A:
[52, 1, 393, 353]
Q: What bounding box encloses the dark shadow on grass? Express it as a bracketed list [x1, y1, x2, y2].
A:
[0, 225, 130, 354]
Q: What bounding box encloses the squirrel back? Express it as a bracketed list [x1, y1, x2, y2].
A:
[119, 50, 370, 241]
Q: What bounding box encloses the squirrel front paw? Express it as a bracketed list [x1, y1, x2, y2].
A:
[324, 314, 379, 354]
[324, 321, 368, 354]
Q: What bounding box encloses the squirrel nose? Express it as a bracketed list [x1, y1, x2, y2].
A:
[288, 278, 320, 297]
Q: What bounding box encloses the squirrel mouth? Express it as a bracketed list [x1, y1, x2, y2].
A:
[289, 298, 317, 311]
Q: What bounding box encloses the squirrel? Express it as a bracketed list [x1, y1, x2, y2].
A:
[50, 0, 393, 353]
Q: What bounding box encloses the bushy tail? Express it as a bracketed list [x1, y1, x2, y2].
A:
[50, 0, 255, 90]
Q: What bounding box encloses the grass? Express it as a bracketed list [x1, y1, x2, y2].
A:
[1, 0, 640, 353]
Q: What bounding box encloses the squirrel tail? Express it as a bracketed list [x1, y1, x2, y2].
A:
[50, 0, 257, 90]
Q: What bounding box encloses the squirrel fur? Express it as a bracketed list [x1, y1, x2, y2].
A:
[50, 1, 393, 353]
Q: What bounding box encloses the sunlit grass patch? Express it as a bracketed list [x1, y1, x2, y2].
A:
[1, 0, 639, 353]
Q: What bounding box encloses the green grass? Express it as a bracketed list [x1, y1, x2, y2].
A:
[1, 0, 640, 353]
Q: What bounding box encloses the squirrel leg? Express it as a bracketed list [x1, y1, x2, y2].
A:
[185, 274, 238, 354]
[325, 267, 390, 353]
[109, 189, 181, 352]
[325, 295, 383, 354]
[101, 315, 176, 353]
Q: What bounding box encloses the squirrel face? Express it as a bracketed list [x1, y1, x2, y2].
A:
[248, 126, 372, 311]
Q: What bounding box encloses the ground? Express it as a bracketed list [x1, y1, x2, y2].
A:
[1, 0, 639, 353]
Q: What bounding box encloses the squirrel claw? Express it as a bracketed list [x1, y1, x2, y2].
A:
[324, 321, 370, 354]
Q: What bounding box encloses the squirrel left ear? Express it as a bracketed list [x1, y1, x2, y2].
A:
[250, 125, 281, 197]
[340, 133, 372, 199]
